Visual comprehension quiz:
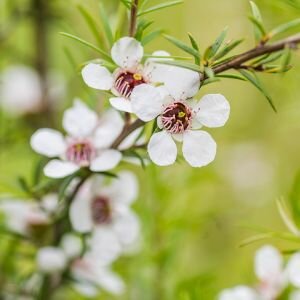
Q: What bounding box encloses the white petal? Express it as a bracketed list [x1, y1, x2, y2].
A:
[218, 286, 259, 300]
[90, 227, 122, 266]
[148, 131, 177, 166]
[97, 269, 125, 295]
[195, 94, 230, 127]
[118, 127, 143, 150]
[37, 247, 67, 274]
[131, 84, 163, 121]
[287, 253, 300, 288]
[30, 128, 66, 157]
[109, 97, 133, 113]
[61, 234, 83, 259]
[73, 282, 99, 297]
[113, 210, 140, 247]
[182, 130, 216, 167]
[44, 160, 80, 178]
[63, 99, 98, 138]
[41, 194, 58, 213]
[111, 37, 143, 69]
[158, 66, 200, 100]
[110, 171, 138, 205]
[81, 63, 113, 90]
[90, 150, 122, 172]
[93, 109, 124, 149]
[254, 245, 283, 282]
[69, 183, 94, 233]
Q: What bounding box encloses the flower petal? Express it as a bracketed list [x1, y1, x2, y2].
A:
[118, 127, 143, 150]
[93, 109, 124, 149]
[148, 131, 177, 166]
[131, 84, 163, 121]
[90, 150, 122, 172]
[63, 99, 98, 138]
[37, 247, 67, 274]
[110, 171, 138, 205]
[44, 160, 80, 178]
[286, 253, 300, 288]
[61, 234, 83, 259]
[69, 184, 94, 233]
[113, 210, 140, 247]
[30, 128, 66, 157]
[254, 245, 283, 282]
[96, 268, 125, 295]
[90, 227, 122, 266]
[109, 97, 133, 113]
[195, 94, 230, 127]
[156, 66, 200, 100]
[218, 286, 259, 300]
[111, 37, 143, 69]
[182, 130, 216, 167]
[81, 63, 113, 90]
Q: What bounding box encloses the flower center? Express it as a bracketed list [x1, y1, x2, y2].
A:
[161, 102, 192, 134]
[91, 196, 112, 225]
[66, 141, 95, 166]
[115, 71, 145, 98]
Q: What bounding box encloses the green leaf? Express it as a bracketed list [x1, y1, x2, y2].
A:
[120, 0, 131, 9]
[204, 67, 214, 78]
[138, 0, 183, 16]
[238, 69, 277, 112]
[188, 33, 200, 65]
[202, 77, 220, 86]
[17, 177, 31, 195]
[215, 74, 246, 81]
[248, 15, 266, 38]
[99, 2, 114, 47]
[77, 5, 102, 46]
[164, 34, 200, 59]
[268, 18, 300, 39]
[141, 29, 163, 45]
[59, 32, 111, 61]
[204, 27, 228, 60]
[157, 60, 201, 72]
[281, 46, 292, 72]
[289, 171, 300, 227]
[213, 39, 243, 61]
[250, 1, 265, 43]
[136, 19, 154, 40]
[252, 52, 282, 65]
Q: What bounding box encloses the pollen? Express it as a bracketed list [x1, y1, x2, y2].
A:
[178, 111, 186, 118]
[133, 73, 143, 81]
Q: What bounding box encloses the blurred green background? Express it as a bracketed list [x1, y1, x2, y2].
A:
[1, 0, 300, 299]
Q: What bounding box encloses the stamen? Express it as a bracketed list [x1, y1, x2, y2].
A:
[161, 102, 192, 134]
[66, 141, 95, 166]
[114, 71, 145, 98]
[91, 196, 112, 224]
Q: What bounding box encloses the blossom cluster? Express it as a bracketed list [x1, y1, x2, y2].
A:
[219, 245, 300, 300]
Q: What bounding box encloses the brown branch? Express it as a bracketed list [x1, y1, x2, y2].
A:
[129, 0, 139, 37]
[112, 119, 145, 149]
[201, 33, 300, 81]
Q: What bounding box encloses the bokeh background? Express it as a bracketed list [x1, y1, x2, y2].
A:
[1, 0, 300, 299]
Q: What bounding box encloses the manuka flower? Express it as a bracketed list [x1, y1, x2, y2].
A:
[131, 84, 230, 167]
[81, 37, 200, 113]
[30, 100, 128, 178]
[70, 171, 140, 265]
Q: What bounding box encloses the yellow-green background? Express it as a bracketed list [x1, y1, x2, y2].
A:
[1, 0, 300, 299]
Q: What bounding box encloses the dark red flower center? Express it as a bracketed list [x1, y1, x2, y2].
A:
[66, 141, 95, 166]
[161, 102, 192, 134]
[91, 196, 112, 224]
[114, 71, 145, 98]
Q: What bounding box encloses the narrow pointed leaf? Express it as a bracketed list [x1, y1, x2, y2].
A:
[250, 1, 265, 43]
[157, 60, 201, 72]
[188, 33, 200, 64]
[120, 0, 131, 9]
[269, 18, 300, 39]
[142, 29, 163, 45]
[138, 1, 183, 16]
[239, 69, 277, 112]
[248, 16, 266, 37]
[213, 39, 243, 61]
[59, 32, 111, 60]
[164, 34, 200, 59]
[216, 74, 246, 81]
[204, 27, 228, 60]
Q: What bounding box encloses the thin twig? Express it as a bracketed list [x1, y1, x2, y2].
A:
[202, 33, 300, 80]
[129, 0, 139, 37]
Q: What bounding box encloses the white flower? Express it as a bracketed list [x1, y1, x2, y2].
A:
[0, 194, 58, 235]
[70, 171, 140, 265]
[0, 65, 65, 116]
[131, 84, 230, 167]
[81, 37, 200, 113]
[30, 99, 125, 178]
[218, 285, 260, 300]
[37, 247, 67, 274]
[60, 233, 83, 259]
[286, 253, 300, 288]
[290, 290, 300, 300]
[71, 252, 124, 297]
